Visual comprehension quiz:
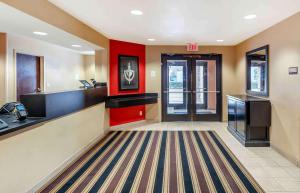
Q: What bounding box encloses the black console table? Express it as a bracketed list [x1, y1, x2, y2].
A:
[106, 93, 158, 108]
[227, 95, 271, 147]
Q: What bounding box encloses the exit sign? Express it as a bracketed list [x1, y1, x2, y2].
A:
[187, 43, 198, 51]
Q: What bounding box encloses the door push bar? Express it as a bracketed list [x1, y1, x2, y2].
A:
[163, 90, 220, 93]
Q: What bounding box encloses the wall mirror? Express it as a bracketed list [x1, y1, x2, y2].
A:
[246, 45, 269, 97]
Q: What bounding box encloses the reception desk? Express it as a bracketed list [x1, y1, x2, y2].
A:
[0, 86, 109, 193]
[0, 87, 107, 136]
[21, 86, 107, 119]
[0, 115, 43, 136]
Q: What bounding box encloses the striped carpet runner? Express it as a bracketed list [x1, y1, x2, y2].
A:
[39, 131, 264, 193]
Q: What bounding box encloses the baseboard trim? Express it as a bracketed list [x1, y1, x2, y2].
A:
[26, 129, 110, 193]
[270, 144, 299, 167]
[110, 120, 147, 130]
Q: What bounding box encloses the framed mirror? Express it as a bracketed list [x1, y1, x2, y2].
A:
[246, 45, 269, 97]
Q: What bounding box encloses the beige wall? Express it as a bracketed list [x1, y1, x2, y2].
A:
[235, 12, 300, 165]
[95, 49, 109, 83]
[0, 103, 109, 193]
[84, 55, 96, 80]
[5, 34, 88, 102]
[83, 53, 109, 84]
[0, 33, 6, 105]
[146, 46, 237, 122]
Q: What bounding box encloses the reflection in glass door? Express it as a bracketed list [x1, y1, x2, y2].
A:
[192, 58, 221, 121]
[195, 61, 208, 111]
[162, 54, 222, 122]
[162, 56, 191, 121]
[167, 61, 188, 115]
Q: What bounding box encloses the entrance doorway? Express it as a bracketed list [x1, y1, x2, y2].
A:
[16, 53, 42, 101]
[161, 54, 222, 122]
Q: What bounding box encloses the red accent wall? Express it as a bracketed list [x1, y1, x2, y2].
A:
[109, 40, 146, 126]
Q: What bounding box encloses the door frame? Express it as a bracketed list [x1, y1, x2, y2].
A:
[161, 54, 192, 121]
[13, 49, 44, 101]
[191, 54, 222, 121]
[161, 53, 222, 122]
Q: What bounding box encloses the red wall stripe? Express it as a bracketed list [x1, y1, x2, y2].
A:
[109, 40, 146, 126]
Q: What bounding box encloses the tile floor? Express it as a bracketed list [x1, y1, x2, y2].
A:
[111, 121, 300, 193]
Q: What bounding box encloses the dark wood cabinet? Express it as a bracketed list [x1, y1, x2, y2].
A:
[227, 95, 271, 147]
[236, 100, 246, 138]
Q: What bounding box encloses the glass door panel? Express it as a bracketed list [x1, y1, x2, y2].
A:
[162, 54, 222, 122]
[167, 61, 188, 115]
[162, 55, 191, 121]
[192, 56, 222, 121]
[195, 61, 208, 111]
[195, 60, 217, 115]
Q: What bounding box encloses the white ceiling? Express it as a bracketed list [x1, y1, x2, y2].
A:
[49, 0, 300, 45]
[0, 2, 103, 55]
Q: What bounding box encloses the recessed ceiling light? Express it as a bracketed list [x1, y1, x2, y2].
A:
[72, 44, 82, 48]
[244, 14, 257, 20]
[33, 31, 48, 36]
[131, 10, 143, 15]
[216, 39, 224, 42]
[147, 38, 156, 41]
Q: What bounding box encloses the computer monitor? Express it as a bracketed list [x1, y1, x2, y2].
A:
[79, 80, 93, 88]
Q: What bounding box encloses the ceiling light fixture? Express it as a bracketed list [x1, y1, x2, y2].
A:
[216, 39, 224, 42]
[72, 44, 82, 48]
[131, 10, 143, 15]
[244, 14, 257, 20]
[147, 38, 156, 41]
[33, 31, 48, 36]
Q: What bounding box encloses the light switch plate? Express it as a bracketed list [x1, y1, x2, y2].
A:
[289, 66, 298, 75]
[151, 70, 156, 77]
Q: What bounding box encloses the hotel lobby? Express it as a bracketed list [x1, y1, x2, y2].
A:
[1, 0, 300, 193]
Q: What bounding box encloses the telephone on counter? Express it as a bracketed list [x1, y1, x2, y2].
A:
[0, 102, 28, 121]
[0, 119, 8, 130]
[14, 103, 28, 121]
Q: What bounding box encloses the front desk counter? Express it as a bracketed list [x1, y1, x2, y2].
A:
[0, 114, 43, 136]
[0, 86, 107, 136]
[0, 86, 109, 193]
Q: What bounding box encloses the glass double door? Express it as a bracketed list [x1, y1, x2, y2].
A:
[162, 54, 222, 122]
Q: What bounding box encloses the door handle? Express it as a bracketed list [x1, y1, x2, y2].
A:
[163, 90, 192, 93]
